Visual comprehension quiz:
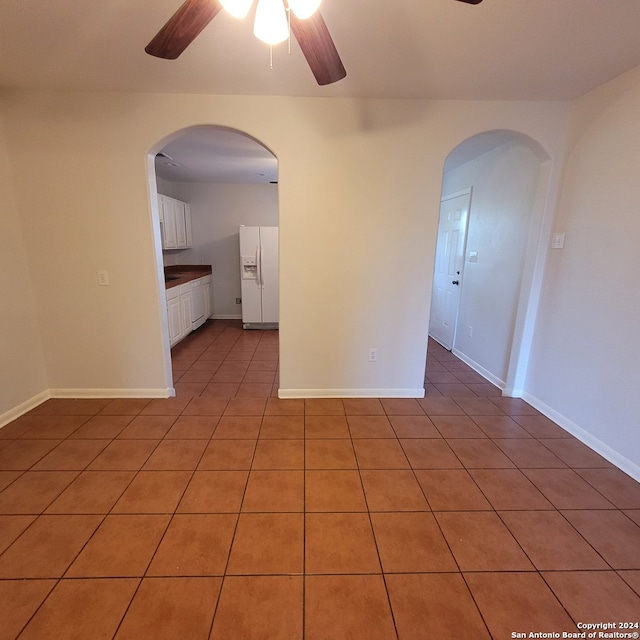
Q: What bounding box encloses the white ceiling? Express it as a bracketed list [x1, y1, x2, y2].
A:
[4, 0, 640, 182]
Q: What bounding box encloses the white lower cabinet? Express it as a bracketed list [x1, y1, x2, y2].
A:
[167, 275, 213, 347]
[167, 283, 193, 347]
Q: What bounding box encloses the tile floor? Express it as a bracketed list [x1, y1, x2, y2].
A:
[1, 319, 640, 640]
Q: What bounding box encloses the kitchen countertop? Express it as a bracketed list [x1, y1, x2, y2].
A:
[164, 264, 212, 289]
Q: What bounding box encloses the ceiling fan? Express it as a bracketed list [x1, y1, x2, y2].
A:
[145, 0, 484, 87]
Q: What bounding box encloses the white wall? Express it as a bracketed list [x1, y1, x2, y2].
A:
[1, 90, 569, 404]
[158, 180, 278, 319]
[441, 139, 543, 385]
[526, 65, 640, 479]
[0, 101, 48, 422]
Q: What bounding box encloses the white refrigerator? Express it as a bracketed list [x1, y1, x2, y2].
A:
[239, 226, 279, 329]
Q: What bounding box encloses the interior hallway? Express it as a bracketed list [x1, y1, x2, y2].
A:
[0, 319, 639, 639]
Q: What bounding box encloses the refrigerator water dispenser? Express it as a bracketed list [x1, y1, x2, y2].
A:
[241, 256, 258, 280]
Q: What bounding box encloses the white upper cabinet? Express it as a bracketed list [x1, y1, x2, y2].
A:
[159, 195, 192, 250]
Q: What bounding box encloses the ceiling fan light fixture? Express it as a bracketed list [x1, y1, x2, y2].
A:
[253, 0, 289, 44]
[220, 0, 254, 19]
[287, 0, 321, 20]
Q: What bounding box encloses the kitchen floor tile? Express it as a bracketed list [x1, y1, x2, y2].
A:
[210, 576, 303, 640]
[252, 439, 304, 469]
[0, 439, 64, 470]
[343, 398, 385, 415]
[305, 513, 380, 574]
[380, 398, 425, 415]
[561, 509, 640, 569]
[414, 469, 492, 511]
[352, 439, 410, 469]
[512, 414, 570, 438]
[70, 415, 133, 439]
[304, 399, 345, 415]
[0, 515, 36, 553]
[494, 438, 567, 468]
[100, 398, 150, 415]
[576, 468, 640, 508]
[241, 470, 304, 512]
[371, 512, 457, 572]
[264, 398, 305, 416]
[147, 513, 236, 576]
[0, 514, 102, 578]
[259, 415, 304, 439]
[305, 575, 396, 640]
[45, 470, 135, 514]
[347, 415, 395, 438]
[538, 438, 614, 468]
[435, 511, 535, 571]
[542, 570, 640, 622]
[66, 514, 170, 577]
[400, 438, 463, 469]
[304, 415, 350, 438]
[112, 471, 192, 514]
[87, 439, 160, 471]
[417, 397, 466, 416]
[470, 414, 532, 438]
[446, 438, 515, 468]
[388, 415, 440, 438]
[223, 397, 267, 416]
[227, 513, 303, 575]
[305, 470, 367, 512]
[181, 396, 229, 416]
[0, 579, 57, 640]
[197, 439, 256, 470]
[431, 415, 487, 438]
[469, 468, 554, 510]
[142, 439, 208, 470]
[385, 573, 490, 640]
[117, 415, 176, 439]
[500, 510, 609, 570]
[114, 577, 221, 640]
[0, 470, 79, 514]
[523, 468, 615, 509]
[178, 470, 248, 513]
[360, 469, 430, 511]
[18, 578, 138, 640]
[14, 415, 88, 439]
[211, 416, 262, 439]
[464, 572, 575, 638]
[30, 439, 110, 471]
[164, 416, 218, 439]
[305, 439, 357, 469]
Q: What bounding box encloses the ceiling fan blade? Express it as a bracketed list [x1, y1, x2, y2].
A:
[145, 0, 223, 59]
[455, 0, 483, 4]
[289, 10, 346, 86]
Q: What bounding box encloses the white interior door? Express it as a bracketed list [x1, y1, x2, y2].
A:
[429, 190, 471, 350]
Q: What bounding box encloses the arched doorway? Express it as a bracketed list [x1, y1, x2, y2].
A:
[429, 130, 552, 397]
[146, 126, 279, 395]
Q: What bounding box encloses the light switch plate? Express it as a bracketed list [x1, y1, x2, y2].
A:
[97, 270, 109, 286]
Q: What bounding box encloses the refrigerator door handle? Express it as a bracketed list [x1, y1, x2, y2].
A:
[256, 245, 262, 288]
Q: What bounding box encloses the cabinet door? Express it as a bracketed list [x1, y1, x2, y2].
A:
[161, 197, 178, 249]
[203, 277, 213, 319]
[175, 201, 187, 248]
[180, 288, 192, 339]
[167, 293, 182, 346]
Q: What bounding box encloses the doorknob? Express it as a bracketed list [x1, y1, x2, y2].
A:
[452, 280, 460, 285]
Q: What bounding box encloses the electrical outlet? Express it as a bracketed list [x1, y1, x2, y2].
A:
[97, 270, 109, 286]
[236, 298, 242, 305]
[467, 326, 473, 338]
[369, 348, 377, 362]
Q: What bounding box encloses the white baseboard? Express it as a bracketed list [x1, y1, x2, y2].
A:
[0, 388, 172, 430]
[451, 348, 506, 390]
[49, 388, 172, 399]
[278, 388, 426, 399]
[522, 391, 640, 483]
[0, 390, 51, 428]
